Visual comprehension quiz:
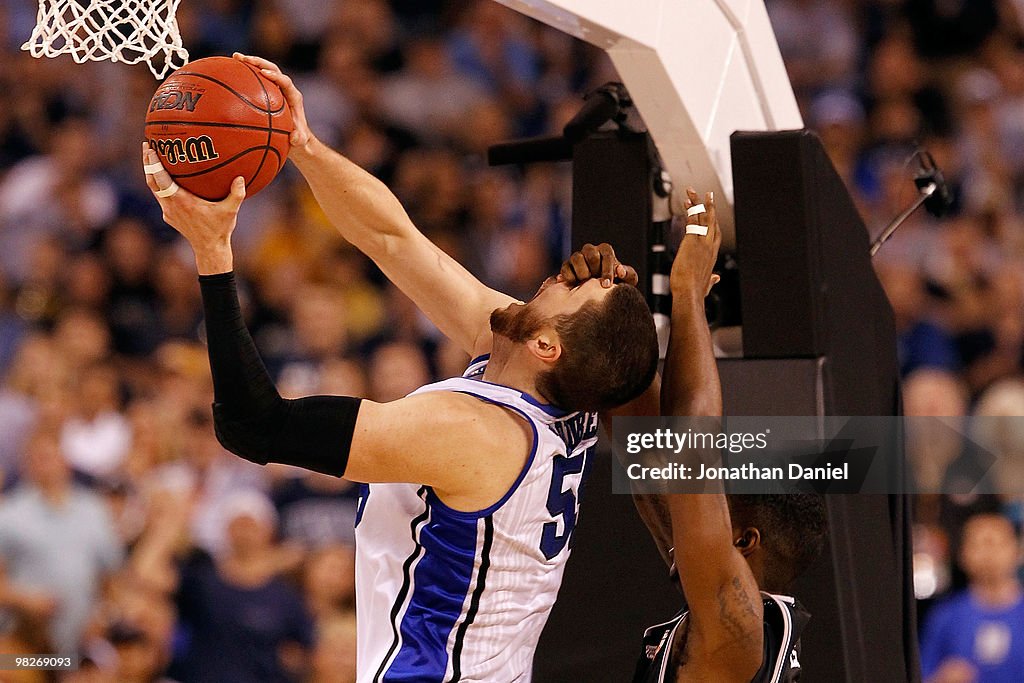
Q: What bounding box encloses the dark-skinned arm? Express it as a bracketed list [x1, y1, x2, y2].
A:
[662, 190, 763, 683]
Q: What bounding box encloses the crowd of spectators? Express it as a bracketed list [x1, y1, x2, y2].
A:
[0, 0, 1021, 680]
[0, 1, 599, 680]
[772, 1, 1024, 679]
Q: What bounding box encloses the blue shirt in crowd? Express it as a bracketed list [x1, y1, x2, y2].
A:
[899, 320, 959, 377]
[920, 590, 1024, 682]
[173, 554, 313, 683]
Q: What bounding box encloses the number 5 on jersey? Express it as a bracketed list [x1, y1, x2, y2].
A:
[539, 449, 592, 560]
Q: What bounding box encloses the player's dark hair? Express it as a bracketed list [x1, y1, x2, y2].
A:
[537, 284, 658, 413]
[728, 494, 829, 591]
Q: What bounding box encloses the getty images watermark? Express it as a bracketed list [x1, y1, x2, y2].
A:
[624, 426, 848, 483]
[611, 416, 1020, 495]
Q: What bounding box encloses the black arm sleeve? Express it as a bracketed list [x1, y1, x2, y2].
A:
[198, 272, 361, 477]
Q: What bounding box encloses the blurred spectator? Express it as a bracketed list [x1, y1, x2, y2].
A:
[272, 472, 359, 548]
[59, 362, 131, 483]
[278, 282, 351, 383]
[103, 219, 162, 356]
[0, 118, 117, 283]
[447, 2, 541, 112]
[0, 431, 121, 652]
[0, 0, 1022, 677]
[972, 379, 1024, 506]
[379, 37, 488, 143]
[878, 264, 959, 377]
[368, 340, 431, 402]
[810, 90, 867, 188]
[53, 308, 112, 371]
[152, 247, 203, 343]
[865, 30, 950, 142]
[63, 253, 113, 312]
[920, 513, 1024, 682]
[173, 490, 311, 683]
[302, 544, 356, 621]
[154, 408, 267, 557]
[903, 369, 969, 492]
[309, 612, 357, 683]
[767, 0, 859, 100]
[0, 334, 51, 479]
[331, 0, 402, 74]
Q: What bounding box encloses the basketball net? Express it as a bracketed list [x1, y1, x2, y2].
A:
[22, 0, 189, 79]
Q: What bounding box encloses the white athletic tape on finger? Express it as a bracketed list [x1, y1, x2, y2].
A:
[144, 162, 165, 175]
[685, 224, 709, 236]
[155, 182, 179, 198]
[686, 203, 706, 217]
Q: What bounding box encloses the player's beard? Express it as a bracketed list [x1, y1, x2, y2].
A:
[490, 302, 545, 343]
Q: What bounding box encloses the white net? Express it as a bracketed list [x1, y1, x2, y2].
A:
[22, 0, 189, 79]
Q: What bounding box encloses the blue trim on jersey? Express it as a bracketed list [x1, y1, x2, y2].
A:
[374, 488, 431, 683]
[514, 385, 573, 418]
[470, 378, 572, 419]
[450, 516, 493, 681]
[425, 391, 540, 520]
[462, 353, 572, 419]
[384, 510, 481, 682]
[355, 483, 370, 527]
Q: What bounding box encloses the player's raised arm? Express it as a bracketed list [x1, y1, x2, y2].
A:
[660, 190, 763, 682]
[143, 146, 529, 507]
[232, 53, 513, 357]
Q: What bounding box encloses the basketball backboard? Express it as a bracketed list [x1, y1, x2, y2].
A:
[494, 0, 802, 244]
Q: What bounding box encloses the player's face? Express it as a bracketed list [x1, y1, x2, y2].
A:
[529, 277, 612, 319]
[491, 277, 612, 341]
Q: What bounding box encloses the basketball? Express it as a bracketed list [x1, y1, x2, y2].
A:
[144, 56, 293, 201]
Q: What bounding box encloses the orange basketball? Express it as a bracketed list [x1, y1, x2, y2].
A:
[144, 56, 293, 201]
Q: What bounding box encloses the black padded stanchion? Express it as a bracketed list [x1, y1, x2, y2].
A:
[520, 119, 917, 681]
[727, 129, 918, 683]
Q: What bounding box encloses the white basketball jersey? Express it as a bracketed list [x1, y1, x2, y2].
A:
[353, 355, 600, 682]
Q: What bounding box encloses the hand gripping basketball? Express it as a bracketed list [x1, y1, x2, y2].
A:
[233, 53, 314, 154]
[143, 142, 245, 273]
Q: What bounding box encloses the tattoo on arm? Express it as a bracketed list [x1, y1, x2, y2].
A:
[717, 576, 761, 647]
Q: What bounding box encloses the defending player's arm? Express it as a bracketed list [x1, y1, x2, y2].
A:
[143, 147, 528, 505]
[662, 191, 763, 682]
[233, 53, 513, 357]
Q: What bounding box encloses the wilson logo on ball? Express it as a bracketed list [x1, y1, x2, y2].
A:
[143, 57, 294, 200]
[149, 136, 220, 165]
[149, 90, 203, 112]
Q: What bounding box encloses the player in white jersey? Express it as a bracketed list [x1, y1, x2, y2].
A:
[138, 52, 705, 682]
[354, 360, 601, 680]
